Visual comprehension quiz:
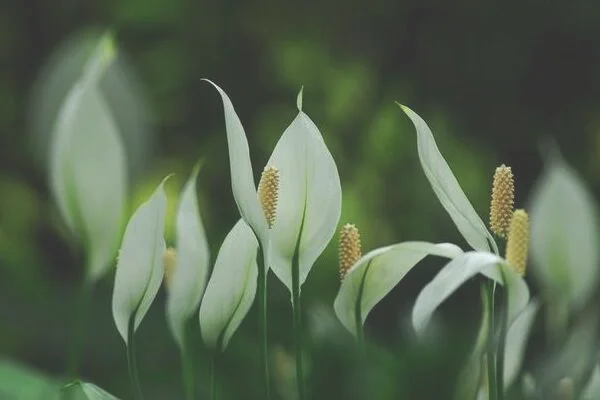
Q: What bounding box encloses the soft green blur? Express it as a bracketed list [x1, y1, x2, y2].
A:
[2, 1, 600, 399]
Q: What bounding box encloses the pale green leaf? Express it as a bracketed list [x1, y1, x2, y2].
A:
[529, 159, 599, 308]
[203, 80, 269, 251]
[268, 107, 342, 292]
[399, 104, 496, 253]
[112, 178, 168, 344]
[167, 165, 210, 349]
[412, 251, 529, 335]
[504, 299, 539, 388]
[333, 242, 463, 336]
[199, 219, 258, 351]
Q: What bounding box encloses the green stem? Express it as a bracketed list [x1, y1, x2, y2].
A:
[485, 281, 498, 400]
[209, 354, 217, 400]
[127, 316, 144, 400]
[181, 335, 194, 400]
[496, 277, 509, 400]
[256, 246, 271, 400]
[66, 278, 94, 378]
[292, 249, 306, 400]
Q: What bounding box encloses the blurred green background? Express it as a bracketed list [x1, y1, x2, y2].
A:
[2, 0, 600, 398]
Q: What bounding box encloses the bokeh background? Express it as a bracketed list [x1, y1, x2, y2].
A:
[2, 0, 600, 398]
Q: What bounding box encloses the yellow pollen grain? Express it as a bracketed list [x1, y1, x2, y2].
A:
[490, 164, 515, 238]
[339, 223, 362, 280]
[258, 166, 279, 228]
[505, 209, 529, 276]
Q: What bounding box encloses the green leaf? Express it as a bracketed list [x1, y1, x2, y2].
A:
[167, 165, 210, 349]
[0, 359, 61, 400]
[63, 380, 120, 400]
[529, 158, 599, 308]
[49, 34, 126, 281]
[412, 251, 529, 335]
[399, 104, 496, 253]
[112, 178, 168, 344]
[504, 299, 539, 388]
[333, 242, 463, 336]
[203, 80, 269, 253]
[199, 219, 258, 351]
[267, 101, 342, 292]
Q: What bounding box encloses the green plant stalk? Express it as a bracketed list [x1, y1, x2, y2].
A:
[291, 248, 306, 400]
[209, 354, 217, 400]
[66, 278, 94, 378]
[495, 284, 508, 400]
[256, 246, 271, 400]
[485, 281, 498, 400]
[127, 316, 144, 400]
[181, 326, 195, 400]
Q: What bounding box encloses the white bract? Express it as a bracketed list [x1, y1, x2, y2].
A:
[112, 178, 168, 344]
[529, 158, 599, 309]
[199, 219, 258, 351]
[399, 105, 529, 334]
[399, 104, 497, 254]
[503, 299, 539, 388]
[334, 242, 463, 336]
[166, 165, 210, 349]
[50, 33, 127, 281]
[207, 81, 341, 293]
[412, 252, 529, 335]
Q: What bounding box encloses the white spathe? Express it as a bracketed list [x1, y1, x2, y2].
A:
[112, 179, 168, 344]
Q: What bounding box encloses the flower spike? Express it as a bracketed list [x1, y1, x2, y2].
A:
[258, 165, 280, 228]
[338, 223, 362, 280]
[490, 164, 515, 238]
[505, 209, 529, 276]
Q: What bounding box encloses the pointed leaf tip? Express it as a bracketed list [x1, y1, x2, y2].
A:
[100, 31, 117, 63]
[297, 87, 304, 111]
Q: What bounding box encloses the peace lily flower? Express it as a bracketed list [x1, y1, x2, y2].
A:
[165, 165, 210, 350]
[199, 218, 258, 351]
[50, 32, 127, 281]
[528, 155, 599, 310]
[398, 105, 539, 399]
[207, 81, 341, 400]
[112, 177, 169, 399]
[206, 81, 341, 292]
[334, 223, 464, 340]
[396, 105, 530, 330]
[112, 177, 169, 345]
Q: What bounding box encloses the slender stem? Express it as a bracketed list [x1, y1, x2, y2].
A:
[256, 246, 271, 400]
[496, 285, 508, 400]
[127, 316, 144, 400]
[485, 281, 498, 400]
[181, 332, 195, 400]
[209, 354, 217, 400]
[291, 249, 306, 400]
[66, 278, 94, 378]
